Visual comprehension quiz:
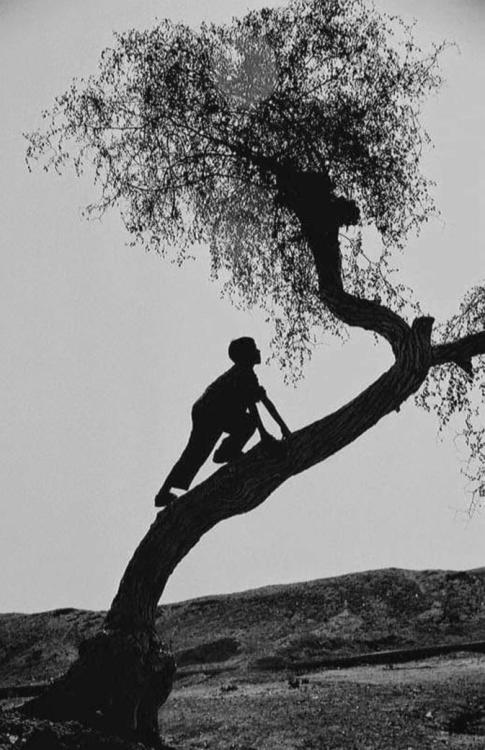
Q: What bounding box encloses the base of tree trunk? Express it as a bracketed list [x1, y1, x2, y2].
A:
[21, 628, 176, 749]
[0, 710, 178, 750]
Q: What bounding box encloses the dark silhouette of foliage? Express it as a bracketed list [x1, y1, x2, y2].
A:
[27, 0, 443, 369]
[416, 285, 485, 507]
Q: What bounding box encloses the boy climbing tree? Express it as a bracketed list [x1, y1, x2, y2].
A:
[155, 337, 291, 507]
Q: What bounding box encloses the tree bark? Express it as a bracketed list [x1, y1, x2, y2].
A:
[23, 169, 485, 748]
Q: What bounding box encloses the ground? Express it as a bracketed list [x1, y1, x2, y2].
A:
[2, 653, 484, 748]
[160, 654, 485, 749]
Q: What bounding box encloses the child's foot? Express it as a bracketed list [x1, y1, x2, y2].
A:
[154, 488, 178, 508]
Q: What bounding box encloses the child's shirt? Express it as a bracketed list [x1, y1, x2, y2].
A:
[194, 365, 265, 422]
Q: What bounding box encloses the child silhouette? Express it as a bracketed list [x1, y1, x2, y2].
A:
[155, 337, 290, 507]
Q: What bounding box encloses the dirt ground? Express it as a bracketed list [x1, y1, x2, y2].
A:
[1, 653, 484, 749]
[160, 654, 485, 749]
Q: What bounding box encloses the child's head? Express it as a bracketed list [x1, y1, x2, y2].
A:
[228, 337, 261, 366]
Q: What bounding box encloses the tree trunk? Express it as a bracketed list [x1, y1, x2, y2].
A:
[23, 626, 175, 748]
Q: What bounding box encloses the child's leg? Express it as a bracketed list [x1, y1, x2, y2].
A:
[155, 411, 221, 506]
[213, 412, 257, 464]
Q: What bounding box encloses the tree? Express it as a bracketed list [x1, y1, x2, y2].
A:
[23, 0, 484, 746]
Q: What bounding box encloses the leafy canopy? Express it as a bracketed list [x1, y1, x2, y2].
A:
[27, 0, 443, 370]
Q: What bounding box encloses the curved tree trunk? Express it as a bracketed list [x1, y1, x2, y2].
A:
[23, 171, 485, 748]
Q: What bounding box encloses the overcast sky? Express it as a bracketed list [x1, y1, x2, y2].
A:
[1, 0, 484, 614]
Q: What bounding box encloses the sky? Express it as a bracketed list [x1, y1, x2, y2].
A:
[1, 0, 484, 614]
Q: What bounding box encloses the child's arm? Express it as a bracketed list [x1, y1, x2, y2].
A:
[260, 392, 291, 439]
[249, 402, 273, 441]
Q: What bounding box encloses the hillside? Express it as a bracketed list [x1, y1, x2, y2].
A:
[1, 567, 485, 688]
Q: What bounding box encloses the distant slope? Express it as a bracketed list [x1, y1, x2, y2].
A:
[1, 567, 485, 686]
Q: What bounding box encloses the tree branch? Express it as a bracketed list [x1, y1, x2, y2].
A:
[106, 316, 433, 633]
[268, 165, 412, 355]
[431, 331, 485, 377]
